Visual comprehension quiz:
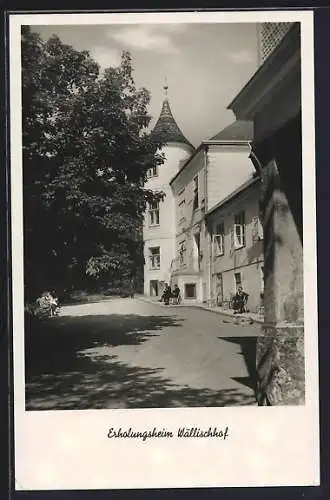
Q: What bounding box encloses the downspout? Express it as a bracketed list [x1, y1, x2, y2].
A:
[248, 141, 263, 177]
[204, 145, 212, 306]
[209, 219, 213, 307]
[248, 140, 264, 222]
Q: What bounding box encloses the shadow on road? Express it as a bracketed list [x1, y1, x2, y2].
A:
[26, 355, 256, 410]
[25, 313, 256, 410]
[25, 312, 181, 374]
[218, 336, 258, 395]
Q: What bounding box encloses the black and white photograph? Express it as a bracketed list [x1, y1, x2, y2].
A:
[10, 10, 319, 490]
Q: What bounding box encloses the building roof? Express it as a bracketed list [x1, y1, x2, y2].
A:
[205, 176, 260, 218]
[152, 85, 194, 149]
[209, 120, 254, 141]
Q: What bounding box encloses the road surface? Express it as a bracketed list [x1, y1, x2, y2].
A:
[25, 297, 262, 410]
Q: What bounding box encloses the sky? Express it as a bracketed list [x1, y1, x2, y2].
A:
[33, 23, 259, 148]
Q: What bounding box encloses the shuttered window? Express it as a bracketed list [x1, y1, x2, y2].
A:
[233, 212, 246, 248]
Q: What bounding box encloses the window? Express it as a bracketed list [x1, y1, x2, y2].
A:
[147, 165, 158, 178]
[178, 199, 185, 221]
[149, 247, 160, 269]
[178, 240, 186, 266]
[193, 175, 199, 210]
[148, 201, 160, 226]
[233, 211, 246, 248]
[214, 222, 225, 256]
[185, 283, 196, 299]
[234, 272, 242, 291]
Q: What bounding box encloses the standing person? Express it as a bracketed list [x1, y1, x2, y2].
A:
[233, 286, 249, 314]
[129, 276, 135, 298]
[47, 291, 59, 316]
[172, 284, 181, 305]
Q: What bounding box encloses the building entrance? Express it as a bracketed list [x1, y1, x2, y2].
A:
[149, 280, 159, 297]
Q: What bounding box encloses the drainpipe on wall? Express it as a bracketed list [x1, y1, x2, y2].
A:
[204, 146, 212, 306]
[248, 141, 263, 177]
[209, 222, 213, 307]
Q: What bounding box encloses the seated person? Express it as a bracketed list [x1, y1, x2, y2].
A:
[36, 291, 59, 317]
[232, 286, 249, 314]
[160, 284, 172, 305]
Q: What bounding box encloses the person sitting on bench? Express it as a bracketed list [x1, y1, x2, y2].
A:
[232, 286, 249, 314]
[160, 284, 172, 305]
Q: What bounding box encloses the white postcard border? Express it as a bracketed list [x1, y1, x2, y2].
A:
[10, 10, 319, 490]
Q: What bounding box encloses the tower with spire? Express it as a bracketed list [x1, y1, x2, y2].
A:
[151, 79, 194, 149]
[143, 81, 194, 297]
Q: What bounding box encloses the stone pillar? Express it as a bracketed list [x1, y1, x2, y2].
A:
[255, 114, 305, 405]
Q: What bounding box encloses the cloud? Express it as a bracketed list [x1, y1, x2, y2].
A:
[90, 46, 121, 70]
[108, 24, 184, 54]
[226, 49, 255, 65]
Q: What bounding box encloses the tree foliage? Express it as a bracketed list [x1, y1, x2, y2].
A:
[22, 26, 165, 298]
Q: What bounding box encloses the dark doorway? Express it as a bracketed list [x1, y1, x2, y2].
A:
[150, 280, 159, 297]
[185, 283, 196, 299]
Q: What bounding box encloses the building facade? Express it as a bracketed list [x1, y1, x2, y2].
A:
[143, 86, 194, 297]
[143, 22, 294, 306]
[169, 121, 256, 304]
[229, 23, 304, 404]
[205, 177, 264, 314]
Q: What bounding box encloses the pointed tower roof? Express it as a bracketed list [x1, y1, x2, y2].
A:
[152, 81, 194, 149]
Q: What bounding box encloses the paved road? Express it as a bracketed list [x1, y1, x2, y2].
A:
[25, 297, 262, 410]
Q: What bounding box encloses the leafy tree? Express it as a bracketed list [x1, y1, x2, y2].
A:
[21, 26, 165, 299]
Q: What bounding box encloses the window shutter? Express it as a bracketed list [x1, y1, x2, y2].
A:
[231, 226, 235, 249]
[219, 234, 224, 255]
[234, 224, 240, 247]
[258, 218, 264, 240]
[213, 234, 222, 256]
[212, 234, 217, 255]
[221, 234, 225, 254]
[252, 216, 259, 244]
